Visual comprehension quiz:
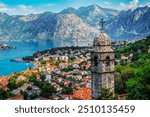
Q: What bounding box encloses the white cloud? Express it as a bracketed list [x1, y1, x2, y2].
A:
[0, 2, 55, 15]
[119, 0, 139, 10]
[44, 3, 55, 7]
[0, 2, 7, 8]
[0, 2, 38, 15]
[140, 2, 150, 7]
[0, 2, 8, 12]
[104, 2, 111, 6]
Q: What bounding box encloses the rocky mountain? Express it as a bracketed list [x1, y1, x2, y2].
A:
[0, 4, 149, 43]
[60, 4, 119, 27]
[0, 12, 99, 44]
[60, 5, 150, 41]
[53, 14, 99, 42]
[106, 6, 150, 40]
[0, 13, 32, 41]
[25, 12, 99, 43]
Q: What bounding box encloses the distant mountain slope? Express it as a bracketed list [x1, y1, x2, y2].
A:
[0, 4, 149, 43]
[106, 6, 150, 40]
[0, 13, 32, 41]
[25, 13, 99, 42]
[60, 5, 150, 41]
[53, 14, 99, 42]
[60, 4, 119, 27]
[0, 12, 99, 43]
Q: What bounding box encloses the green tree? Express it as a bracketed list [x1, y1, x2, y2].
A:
[115, 64, 134, 95]
[28, 74, 37, 83]
[115, 72, 125, 94]
[41, 83, 55, 98]
[62, 87, 73, 94]
[126, 61, 150, 99]
[98, 87, 114, 100]
[0, 89, 10, 100]
[7, 78, 18, 90]
[121, 66, 134, 81]
[62, 65, 74, 72]
[23, 91, 29, 100]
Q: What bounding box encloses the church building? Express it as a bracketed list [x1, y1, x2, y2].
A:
[91, 19, 115, 99]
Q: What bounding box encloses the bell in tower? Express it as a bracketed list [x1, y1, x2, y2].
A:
[91, 19, 115, 99]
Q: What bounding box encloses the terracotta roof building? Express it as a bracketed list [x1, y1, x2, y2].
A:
[7, 96, 24, 100]
[73, 88, 91, 100]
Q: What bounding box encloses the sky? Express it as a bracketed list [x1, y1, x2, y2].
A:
[0, 0, 149, 15]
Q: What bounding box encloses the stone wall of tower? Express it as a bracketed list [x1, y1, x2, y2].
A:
[91, 32, 115, 99]
[91, 52, 115, 73]
[101, 73, 114, 93]
[91, 73, 102, 98]
[91, 72, 114, 98]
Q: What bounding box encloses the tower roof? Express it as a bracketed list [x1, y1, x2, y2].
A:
[93, 32, 111, 46]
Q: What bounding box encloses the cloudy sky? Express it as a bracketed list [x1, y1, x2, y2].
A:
[0, 0, 149, 15]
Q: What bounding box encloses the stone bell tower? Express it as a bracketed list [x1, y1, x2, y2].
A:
[91, 19, 115, 99]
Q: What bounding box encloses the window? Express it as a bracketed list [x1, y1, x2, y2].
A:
[94, 56, 98, 66]
[106, 56, 110, 66]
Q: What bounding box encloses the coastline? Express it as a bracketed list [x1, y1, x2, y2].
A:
[1, 46, 90, 77]
[10, 57, 36, 68]
[0, 43, 16, 50]
[10, 58, 34, 63]
[0, 39, 54, 76]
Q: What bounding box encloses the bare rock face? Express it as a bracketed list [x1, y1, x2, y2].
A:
[106, 6, 150, 40]
[54, 14, 99, 44]
[0, 4, 149, 43]
[60, 4, 119, 27]
[0, 12, 99, 46]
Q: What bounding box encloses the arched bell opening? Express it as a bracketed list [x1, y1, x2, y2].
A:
[94, 56, 98, 66]
[106, 56, 110, 66]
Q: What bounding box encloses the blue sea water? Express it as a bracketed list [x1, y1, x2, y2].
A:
[0, 40, 56, 76]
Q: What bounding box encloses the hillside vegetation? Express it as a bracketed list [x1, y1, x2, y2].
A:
[114, 35, 150, 99]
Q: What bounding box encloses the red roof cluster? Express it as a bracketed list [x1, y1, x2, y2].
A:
[0, 77, 10, 89]
[35, 74, 41, 80]
[23, 69, 37, 74]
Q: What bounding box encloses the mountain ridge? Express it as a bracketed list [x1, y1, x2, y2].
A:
[0, 4, 149, 43]
[60, 4, 120, 27]
[0, 11, 99, 45]
[106, 6, 150, 40]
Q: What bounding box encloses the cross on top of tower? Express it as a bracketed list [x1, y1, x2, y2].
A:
[99, 18, 105, 32]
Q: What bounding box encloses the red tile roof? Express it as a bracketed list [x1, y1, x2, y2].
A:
[47, 65, 57, 69]
[61, 72, 70, 76]
[83, 82, 88, 85]
[0, 77, 9, 89]
[39, 97, 47, 100]
[23, 69, 37, 74]
[82, 77, 89, 82]
[8, 96, 24, 100]
[73, 88, 91, 100]
[35, 74, 41, 79]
